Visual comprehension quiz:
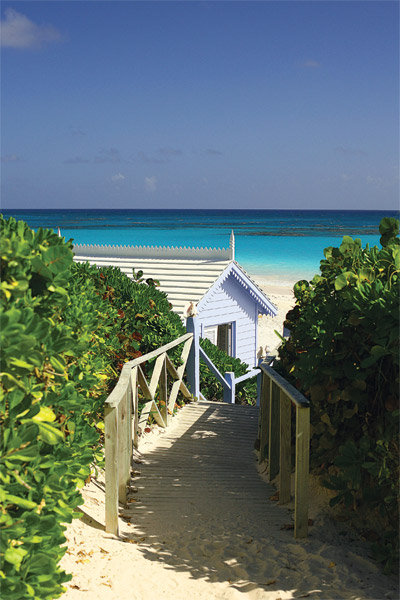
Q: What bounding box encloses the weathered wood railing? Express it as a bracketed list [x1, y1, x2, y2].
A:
[198, 346, 261, 404]
[258, 360, 310, 538]
[104, 332, 194, 535]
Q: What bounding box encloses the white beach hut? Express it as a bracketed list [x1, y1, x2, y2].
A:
[73, 232, 277, 367]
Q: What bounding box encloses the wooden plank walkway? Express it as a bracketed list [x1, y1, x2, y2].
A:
[117, 401, 398, 599]
[125, 401, 288, 535]
[62, 400, 398, 599]
[121, 400, 304, 594]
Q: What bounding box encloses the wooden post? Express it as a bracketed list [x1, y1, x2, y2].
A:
[127, 374, 132, 458]
[229, 230, 235, 260]
[131, 368, 139, 449]
[159, 357, 168, 425]
[186, 318, 200, 399]
[256, 358, 263, 407]
[223, 371, 235, 404]
[268, 381, 280, 481]
[117, 392, 128, 505]
[258, 372, 270, 464]
[279, 390, 291, 504]
[294, 405, 310, 538]
[105, 404, 119, 535]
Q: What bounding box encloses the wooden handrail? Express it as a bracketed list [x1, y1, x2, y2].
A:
[104, 332, 194, 535]
[258, 361, 310, 539]
[259, 362, 310, 407]
[234, 367, 260, 385]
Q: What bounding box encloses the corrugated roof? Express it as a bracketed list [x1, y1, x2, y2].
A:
[73, 233, 276, 318]
[73, 253, 230, 316]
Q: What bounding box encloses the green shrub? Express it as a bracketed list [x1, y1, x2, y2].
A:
[0, 216, 114, 600]
[73, 263, 186, 378]
[200, 338, 257, 404]
[277, 217, 399, 572]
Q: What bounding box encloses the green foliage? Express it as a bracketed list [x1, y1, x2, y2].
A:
[70, 262, 186, 390]
[277, 218, 399, 572]
[0, 215, 258, 599]
[0, 216, 112, 600]
[200, 338, 257, 404]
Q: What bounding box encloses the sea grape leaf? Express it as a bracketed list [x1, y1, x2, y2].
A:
[32, 406, 56, 423]
[4, 547, 28, 570]
[36, 422, 64, 445]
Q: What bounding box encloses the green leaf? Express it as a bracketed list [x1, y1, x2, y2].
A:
[8, 358, 35, 371]
[32, 406, 56, 423]
[334, 271, 357, 291]
[360, 345, 389, 368]
[4, 547, 28, 570]
[320, 413, 332, 427]
[6, 494, 37, 510]
[37, 422, 64, 445]
[334, 273, 348, 291]
[2, 444, 37, 462]
[49, 356, 66, 373]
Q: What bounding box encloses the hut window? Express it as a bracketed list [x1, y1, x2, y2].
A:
[203, 323, 233, 356]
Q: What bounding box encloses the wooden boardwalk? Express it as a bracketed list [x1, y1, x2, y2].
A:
[82, 399, 397, 600]
[127, 401, 288, 534]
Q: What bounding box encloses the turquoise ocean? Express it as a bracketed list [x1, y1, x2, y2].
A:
[2, 209, 398, 283]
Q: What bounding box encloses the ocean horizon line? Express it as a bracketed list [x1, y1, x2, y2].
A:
[2, 207, 398, 213]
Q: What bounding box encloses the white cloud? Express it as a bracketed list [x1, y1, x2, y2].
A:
[1, 8, 62, 49]
[111, 173, 125, 182]
[303, 60, 321, 68]
[145, 176, 157, 192]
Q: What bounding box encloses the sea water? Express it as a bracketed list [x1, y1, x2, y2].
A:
[2, 209, 397, 282]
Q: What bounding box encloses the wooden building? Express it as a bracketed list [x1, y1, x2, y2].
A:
[74, 232, 277, 367]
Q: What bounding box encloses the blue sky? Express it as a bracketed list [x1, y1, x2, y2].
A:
[1, 1, 398, 210]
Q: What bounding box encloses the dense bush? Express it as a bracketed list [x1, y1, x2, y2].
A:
[277, 217, 399, 572]
[200, 338, 257, 404]
[72, 263, 186, 385]
[0, 216, 114, 600]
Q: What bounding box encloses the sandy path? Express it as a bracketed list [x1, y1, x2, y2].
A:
[60, 401, 398, 600]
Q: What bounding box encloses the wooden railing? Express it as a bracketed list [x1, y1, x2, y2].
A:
[258, 360, 310, 538]
[198, 346, 261, 404]
[104, 332, 194, 535]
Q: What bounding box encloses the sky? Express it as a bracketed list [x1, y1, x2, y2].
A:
[1, 0, 399, 210]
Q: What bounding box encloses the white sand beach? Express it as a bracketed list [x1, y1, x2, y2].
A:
[60, 403, 398, 600]
[59, 279, 398, 600]
[253, 277, 297, 357]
